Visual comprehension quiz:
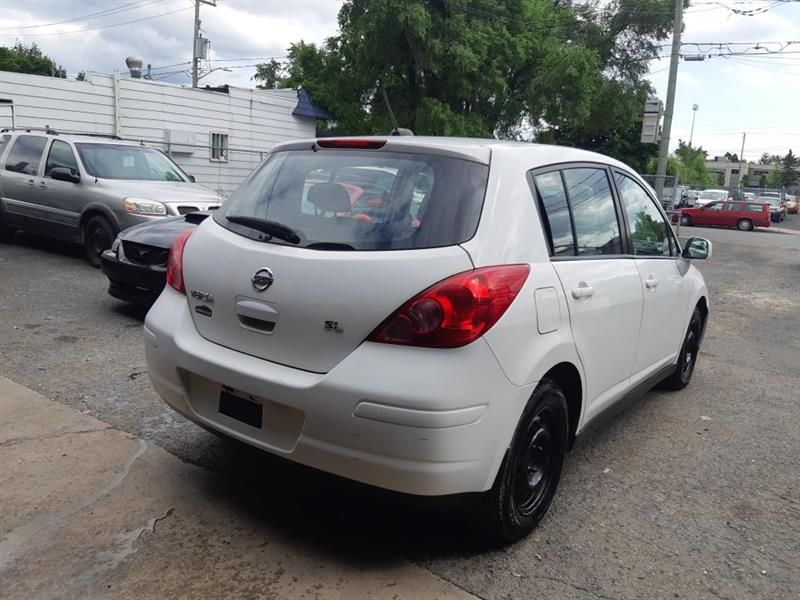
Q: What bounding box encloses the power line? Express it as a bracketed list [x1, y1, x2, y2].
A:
[0, 5, 193, 37]
[0, 0, 169, 31]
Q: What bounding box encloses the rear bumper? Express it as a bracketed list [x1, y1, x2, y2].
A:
[144, 286, 534, 496]
[101, 250, 165, 304]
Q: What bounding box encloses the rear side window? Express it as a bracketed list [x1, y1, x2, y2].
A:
[45, 140, 79, 177]
[615, 173, 674, 257]
[534, 171, 575, 256]
[563, 168, 622, 256]
[5, 135, 47, 176]
[746, 203, 766, 213]
[726, 202, 742, 211]
[216, 149, 489, 251]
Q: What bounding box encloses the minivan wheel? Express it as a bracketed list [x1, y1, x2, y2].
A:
[737, 219, 753, 231]
[679, 214, 692, 226]
[83, 216, 115, 267]
[658, 308, 703, 391]
[478, 380, 568, 543]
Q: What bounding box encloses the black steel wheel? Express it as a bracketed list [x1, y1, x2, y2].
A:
[659, 308, 703, 391]
[83, 215, 115, 267]
[479, 380, 569, 543]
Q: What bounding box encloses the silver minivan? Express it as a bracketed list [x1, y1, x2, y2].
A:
[0, 130, 222, 265]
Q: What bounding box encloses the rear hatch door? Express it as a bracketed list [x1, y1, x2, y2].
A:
[181, 142, 490, 373]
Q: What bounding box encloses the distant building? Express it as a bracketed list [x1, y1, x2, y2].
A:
[705, 157, 778, 188]
[0, 71, 333, 196]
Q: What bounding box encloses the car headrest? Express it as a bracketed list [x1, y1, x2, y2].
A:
[307, 182, 352, 214]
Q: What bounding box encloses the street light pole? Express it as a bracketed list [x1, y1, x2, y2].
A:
[738, 132, 747, 189]
[654, 0, 684, 202]
[689, 104, 698, 146]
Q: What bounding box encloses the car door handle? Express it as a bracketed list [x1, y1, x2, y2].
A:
[27, 179, 35, 187]
[38, 181, 47, 189]
[645, 276, 659, 289]
[571, 283, 594, 299]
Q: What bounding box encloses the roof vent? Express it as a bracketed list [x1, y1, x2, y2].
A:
[126, 56, 143, 79]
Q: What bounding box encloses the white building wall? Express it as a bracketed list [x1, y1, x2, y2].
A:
[0, 71, 317, 196]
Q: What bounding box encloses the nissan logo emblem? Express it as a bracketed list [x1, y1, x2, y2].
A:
[251, 267, 274, 292]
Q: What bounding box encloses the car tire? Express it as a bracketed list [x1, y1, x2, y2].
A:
[658, 308, 703, 391]
[679, 215, 692, 226]
[83, 215, 115, 268]
[478, 379, 569, 543]
[737, 219, 753, 231]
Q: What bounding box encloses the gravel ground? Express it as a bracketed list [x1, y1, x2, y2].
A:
[1, 223, 798, 600]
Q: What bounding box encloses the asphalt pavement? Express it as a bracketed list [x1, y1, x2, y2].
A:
[1, 216, 798, 599]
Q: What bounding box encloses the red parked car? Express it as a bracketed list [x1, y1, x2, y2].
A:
[672, 201, 771, 231]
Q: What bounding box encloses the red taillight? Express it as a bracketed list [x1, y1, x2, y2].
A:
[316, 139, 386, 150]
[367, 265, 530, 349]
[166, 228, 194, 294]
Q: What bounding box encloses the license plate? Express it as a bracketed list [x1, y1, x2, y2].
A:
[219, 388, 262, 429]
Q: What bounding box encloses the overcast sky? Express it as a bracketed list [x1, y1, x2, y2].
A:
[1, 0, 798, 159]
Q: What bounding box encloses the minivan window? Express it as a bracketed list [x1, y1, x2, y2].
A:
[216, 149, 489, 251]
[0, 134, 10, 157]
[45, 140, 79, 177]
[534, 171, 575, 256]
[615, 173, 673, 257]
[5, 135, 48, 176]
[75, 143, 186, 181]
[563, 168, 622, 256]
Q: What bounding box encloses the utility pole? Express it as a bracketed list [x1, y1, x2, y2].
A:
[191, 0, 216, 88]
[738, 132, 747, 189]
[654, 0, 684, 202]
[689, 103, 698, 146]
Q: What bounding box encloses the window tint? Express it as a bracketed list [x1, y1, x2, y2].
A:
[534, 171, 575, 256]
[615, 173, 673, 257]
[746, 203, 766, 213]
[45, 140, 79, 177]
[563, 168, 622, 255]
[216, 149, 489, 251]
[5, 135, 47, 175]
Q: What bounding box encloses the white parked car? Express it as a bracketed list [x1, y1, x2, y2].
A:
[695, 189, 730, 206]
[144, 137, 711, 541]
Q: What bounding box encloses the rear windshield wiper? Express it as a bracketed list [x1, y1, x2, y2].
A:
[225, 215, 301, 245]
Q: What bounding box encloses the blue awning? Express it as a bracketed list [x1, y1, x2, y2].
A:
[292, 88, 334, 120]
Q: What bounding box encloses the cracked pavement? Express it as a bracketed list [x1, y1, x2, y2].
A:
[1, 218, 798, 599]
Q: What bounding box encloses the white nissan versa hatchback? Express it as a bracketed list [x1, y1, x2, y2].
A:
[144, 137, 711, 541]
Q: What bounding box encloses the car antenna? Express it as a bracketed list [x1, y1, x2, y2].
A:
[381, 88, 414, 136]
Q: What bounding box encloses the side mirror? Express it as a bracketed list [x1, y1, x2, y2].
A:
[682, 237, 712, 260]
[50, 167, 81, 184]
[186, 175, 196, 183]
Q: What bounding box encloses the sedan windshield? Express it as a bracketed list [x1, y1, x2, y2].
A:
[75, 143, 186, 182]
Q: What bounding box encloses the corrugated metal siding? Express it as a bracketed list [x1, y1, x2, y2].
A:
[0, 71, 316, 195]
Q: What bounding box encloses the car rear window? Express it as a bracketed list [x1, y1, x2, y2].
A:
[215, 149, 489, 250]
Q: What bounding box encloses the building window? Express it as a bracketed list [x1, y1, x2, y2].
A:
[210, 132, 228, 162]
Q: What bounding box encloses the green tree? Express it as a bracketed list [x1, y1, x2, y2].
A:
[766, 169, 782, 189]
[758, 175, 768, 188]
[723, 152, 739, 163]
[76, 70, 87, 81]
[252, 59, 285, 89]
[759, 152, 782, 166]
[0, 42, 66, 77]
[256, 0, 678, 151]
[780, 149, 798, 188]
[672, 140, 714, 185]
